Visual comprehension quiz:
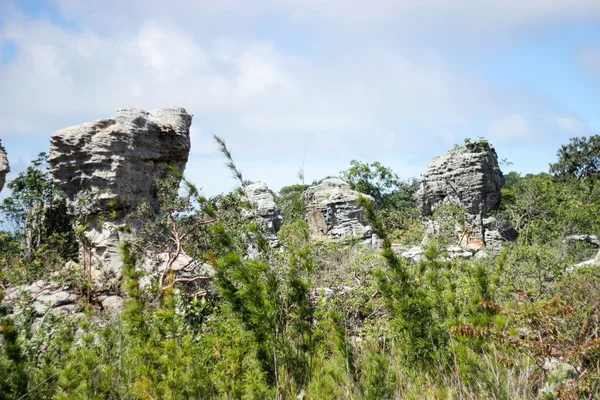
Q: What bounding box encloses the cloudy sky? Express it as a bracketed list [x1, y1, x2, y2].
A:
[1, 0, 599, 196]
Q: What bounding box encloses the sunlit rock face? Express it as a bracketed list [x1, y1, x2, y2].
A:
[244, 182, 283, 247]
[48, 107, 192, 281]
[0, 140, 10, 193]
[417, 141, 516, 250]
[305, 178, 374, 241]
[417, 141, 504, 218]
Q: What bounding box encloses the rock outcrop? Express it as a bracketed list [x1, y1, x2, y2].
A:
[305, 178, 374, 241]
[244, 182, 283, 247]
[401, 245, 473, 263]
[2, 280, 81, 317]
[417, 141, 516, 250]
[573, 250, 600, 270]
[48, 107, 192, 281]
[0, 140, 10, 193]
[563, 234, 600, 248]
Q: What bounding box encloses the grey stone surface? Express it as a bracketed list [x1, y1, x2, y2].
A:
[417, 141, 504, 217]
[101, 296, 124, 312]
[417, 141, 515, 249]
[0, 140, 9, 193]
[244, 182, 282, 247]
[573, 250, 600, 270]
[400, 245, 473, 262]
[401, 246, 425, 262]
[446, 245, 474, 260]
[2, 281, 80, 316]
[305, 178, 374, 241]
[48, 107, 192, 280]
[564, 234, 600, 248]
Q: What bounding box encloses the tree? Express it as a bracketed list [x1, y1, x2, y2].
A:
[550, 135, 600, 181]
[340, 160, 419, 211]
[277, 184, 309, 225]
[0, 153, 55, 232]
[0, 153, 76, 262]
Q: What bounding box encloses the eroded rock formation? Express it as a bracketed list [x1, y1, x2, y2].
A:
[0, 140, 10, 193]
[48, 107, 192, 281]
[417, 141, 516, 250]
[305, 178, 374, 241]
[244, 182, 283, 247]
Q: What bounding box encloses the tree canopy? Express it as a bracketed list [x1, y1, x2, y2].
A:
[550, 134, 600, 181]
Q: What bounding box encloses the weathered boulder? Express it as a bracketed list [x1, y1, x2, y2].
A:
[305, 178, 374, 241]
[0, 140, 9, 193]
[48, 107, 192, 280]
[244, 182, 282, 247]
[573, 250, 600, 269]
[418, 141, 504, 217]
[417, 141, 515, 250]
[402, 246, 425, 262]
[563, 234, 600, 248]
[2, 280, 81, 317]
[100, 295, 124, 313]
[400, 245, 473, 263]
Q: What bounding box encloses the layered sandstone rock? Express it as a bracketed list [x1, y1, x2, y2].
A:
[417, 141, 504, 217]
[417, 141, 516, 250]
[48, 107, 192, 280]
[244, 182, 282, 247]
[0, 140, 10, 193]
[305, 178, 374, 241]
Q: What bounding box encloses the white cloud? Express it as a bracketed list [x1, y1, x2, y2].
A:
[0, 0, 596, 194]
[553, 115, 588, 134]
[487, 115, 534, 143]
[578, 46, 600, 77]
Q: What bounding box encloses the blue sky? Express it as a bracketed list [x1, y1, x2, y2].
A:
[1, 0, 599, 196]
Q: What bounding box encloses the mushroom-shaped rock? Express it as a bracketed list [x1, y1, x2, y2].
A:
[0, 140, 10, 193]
[244, 182, 283, 246]
[305, 178, 374, 241]
[48, 107, 192, 281]
[49, 107, 192, 214]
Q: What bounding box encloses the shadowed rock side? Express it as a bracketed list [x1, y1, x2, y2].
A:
[244, 182, 283, 247]
[417, 141, 516, 250]
[305, 178, 374, 242]
[48, 107, 192, 282]
[0, 140, 10, 193]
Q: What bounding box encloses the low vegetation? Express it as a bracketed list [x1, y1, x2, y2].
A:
[1, 135, 600, 399]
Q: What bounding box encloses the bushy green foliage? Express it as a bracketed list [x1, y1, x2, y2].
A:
[341, 160, 419, 211]
[0, 153, 77, 285]
[501, 173, 600, 244]
[276, 184, 309, 225]
[3, 135, 600, 399]
[550, 134, 600, 181]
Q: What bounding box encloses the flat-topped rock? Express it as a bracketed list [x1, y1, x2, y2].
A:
[49, 107, 192, 214]
[305, 178, 374, 241]
[417, 141, 504, 217]
[48, 107, 192, 281]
